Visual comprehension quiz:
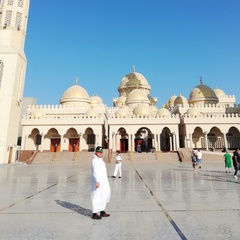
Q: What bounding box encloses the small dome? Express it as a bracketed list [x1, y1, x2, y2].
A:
[174, 94, 188, 106]
[116, 96, 127, 104]
[126, 89, 150, 105]
[150, 105, 158, 114]
[85, 107, 99, 117]
[115, 105, 131, 117]
[157, 108, 171, 117]
[188, 82, 218, 104]
[133, 104, 153, 116]
[60, 85, 90, 106]
[168, 95, 177, 108]
[186, 108, 201, 117]
[214, 87, 226, 98]
[90, 95, 103, 105]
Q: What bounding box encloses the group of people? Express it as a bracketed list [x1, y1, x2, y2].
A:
[90, 146, 240, 220]
[191, 148, 240, 179]
[191, 149, 203, 171]
[224, 148, 240, 179]
[90, 146, 122, 220]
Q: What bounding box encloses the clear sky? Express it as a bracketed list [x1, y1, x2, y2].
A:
[24, 0, 240, 108]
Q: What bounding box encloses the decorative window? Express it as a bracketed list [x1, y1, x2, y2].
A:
[15, 12, 22, 28]
[5, 11, 12, 26]
[18, 0, 23, 8]
[0, 61, 4, 89]
[8, 0, 14, 6]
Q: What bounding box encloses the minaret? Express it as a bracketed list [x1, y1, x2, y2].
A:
[0, 0, 30, 164]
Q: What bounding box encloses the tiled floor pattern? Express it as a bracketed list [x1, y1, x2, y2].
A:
[0, 154, 240, 239]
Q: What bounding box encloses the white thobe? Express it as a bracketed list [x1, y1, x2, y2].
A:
[91, 154, 111, 213]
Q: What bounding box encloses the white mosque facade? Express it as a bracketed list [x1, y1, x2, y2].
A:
[1, 0, 240, 164]
[21, 71, 240, 160]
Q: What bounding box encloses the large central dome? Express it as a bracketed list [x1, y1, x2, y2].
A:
[118, 70, 151, 96]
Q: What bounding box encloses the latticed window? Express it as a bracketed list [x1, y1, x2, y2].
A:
[18, 0, 23, 8]
[8, 0, 14, 6]
[5, 11, 12, 26]
[0, 61, 4, 89]
[15, 12, 22, 28]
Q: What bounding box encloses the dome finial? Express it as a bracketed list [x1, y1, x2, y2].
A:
[75, 77, 78, 85]
[132, 65, 136, 72]
[200, 76, 202, 84]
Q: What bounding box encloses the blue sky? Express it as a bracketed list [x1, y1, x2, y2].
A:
[24, 0, 240, 107]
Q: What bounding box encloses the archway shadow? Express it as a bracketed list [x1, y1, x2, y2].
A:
[55, 200, 92, 217]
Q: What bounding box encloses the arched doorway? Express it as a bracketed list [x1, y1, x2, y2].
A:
[116, 128, 128, 152]
[65, 128, 79, 152]
[227, 127, 240, 149]
[160, 127, 171, 151]
[135, 127, 153, 152]
[83, 128, 95, 152]
[46, 128, 61, 152]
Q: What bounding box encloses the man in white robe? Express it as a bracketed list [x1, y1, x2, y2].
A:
[91, 146, 111, 220]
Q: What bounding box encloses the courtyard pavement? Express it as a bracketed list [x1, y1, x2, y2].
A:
[0, 152, 240, 240]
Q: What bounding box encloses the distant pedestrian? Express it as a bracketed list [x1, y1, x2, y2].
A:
[197, 149, 203, 169]
[233, 148, 240, 179]
[112, 150, 123, 178]
[223, 151, 232, 173]
[191, 150, 197, 171]
[91, 146, 111, 220]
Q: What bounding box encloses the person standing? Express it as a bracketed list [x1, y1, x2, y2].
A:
[112, 150, 123, 178]
[191, 150, 197, 171]
[233, 148, 240, 179]
[91, 146, 111, 220]
[197, 149, 203, 169]
[223, 151, 232, 173]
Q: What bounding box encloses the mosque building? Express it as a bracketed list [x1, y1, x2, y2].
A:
[0, 0, 240, 164]
[21, 70, 240, 159]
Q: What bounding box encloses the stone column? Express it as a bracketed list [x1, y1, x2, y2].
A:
[223, 133, 228, 150]
[169, 134, 173, 151]
[204, 131, 208, 150]
[40, 133, 44, 152]
[172, 132, 176, 151]
[112, 132, 116, 152]
[60, 135, 64, 152]
[79, 132, 82, 151]
[131, 134, 135, 152]
[189, 133, 193, 149]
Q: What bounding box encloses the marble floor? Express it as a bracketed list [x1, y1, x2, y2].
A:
[0, 153, 240, 240]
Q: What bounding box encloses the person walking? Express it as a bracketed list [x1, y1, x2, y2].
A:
[197, 149, 203, 169]
[91, 146, 111, 220]
[233, 148, 240, 179]
[191, 150, 197, 171]
[223, 151, 232, 173]
[112, 150, 123, 178]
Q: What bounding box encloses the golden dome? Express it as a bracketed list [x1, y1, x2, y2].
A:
[188, 83, 218, 104]
[118, 70, 151, 95]
[126, 89, 150, 105]
[60, 85, 90, 106]
[157, 107, 171, 117]
[133, 104, 153, 116]
[174, 94, 188, 106]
